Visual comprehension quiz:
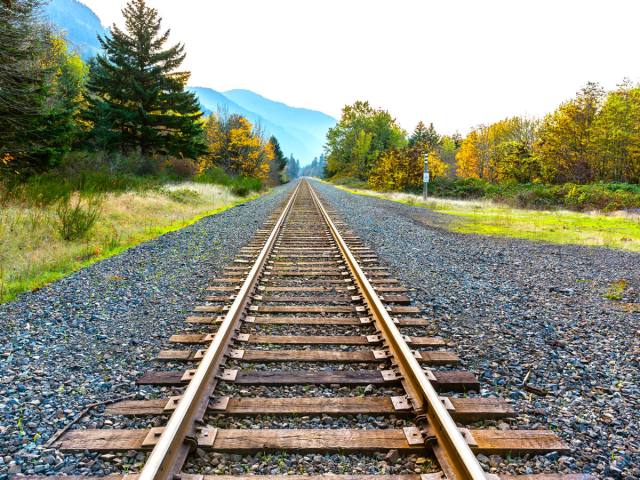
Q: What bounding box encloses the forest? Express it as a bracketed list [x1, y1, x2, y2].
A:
[325, 83, 640, 211]
[1, 0, 289, 192]
[0, 0, 291, 302]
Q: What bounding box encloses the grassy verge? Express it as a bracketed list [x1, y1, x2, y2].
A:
[329, 176, 640, 211]
[0, 182, 260, 303]
[336, 186, 640, 252]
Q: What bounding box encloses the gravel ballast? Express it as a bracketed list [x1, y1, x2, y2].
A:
[2, 178, 638, 479]
[313, 180, 639, 479]
[0, 184, 293, 478]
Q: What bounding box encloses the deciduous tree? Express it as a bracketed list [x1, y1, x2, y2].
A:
[202, 112, 272, 180]
[591, 81, 640, 183]
[325, 101, 406, 180]
[535, 82, 604, 183]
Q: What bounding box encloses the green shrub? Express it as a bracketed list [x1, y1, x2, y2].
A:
[56, 194, 103, 241]
[164, 188, 200, 204]
[193, 166, 232, 185]
[429, 177, 495, 199]
[230, 177, 262, 196]
[423, 178, 640, 211]
[162, 157, 197, 179]
[194, 167, 262, 196]
[330, 176, 369, 189]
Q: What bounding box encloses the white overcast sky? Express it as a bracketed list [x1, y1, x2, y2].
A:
[82, 0, 640, 135]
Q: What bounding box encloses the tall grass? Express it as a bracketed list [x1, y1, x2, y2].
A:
[55, 193, 103, 241]
[0, 152, 269, 302]
[337, 185, 640, 252]
[0, 182, 258, 303]
[1, 171, 161, 207]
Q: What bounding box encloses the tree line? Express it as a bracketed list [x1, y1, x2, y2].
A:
[325, 82, 640, 191]
[324, 101, 458, 191]
[456, 82, 640, 185]
[0, 0, 288, 185]
[301, 155, 327, 177]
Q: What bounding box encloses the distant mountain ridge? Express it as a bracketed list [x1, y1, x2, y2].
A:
[223, 89, 336, 159]
[42, 0, 335, 163]
[191, 87, 335, 163]
[43, 0, 107, 59]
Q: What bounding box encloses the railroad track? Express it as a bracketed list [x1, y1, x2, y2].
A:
[38, 180, 587, 480]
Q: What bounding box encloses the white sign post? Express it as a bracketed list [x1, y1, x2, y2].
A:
[423, 153, 430, 201]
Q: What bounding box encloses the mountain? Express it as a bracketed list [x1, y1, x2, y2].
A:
[43, 0, 107, 59]
[188, 87, 259, 120]
[42, 0, 336, 163]
[224, 89, 336, 160]
[190, 87, 335, 164]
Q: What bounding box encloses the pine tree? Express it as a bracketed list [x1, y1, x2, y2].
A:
[287, 155, 300, 179]
[267, 136, 287, 184]
[0, 0, 53, 173]
[86, 0, 205, 158]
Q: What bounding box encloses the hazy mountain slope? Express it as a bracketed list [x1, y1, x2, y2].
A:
[41, 0, 334, 163]
[224, 89, 335, 157]
[43, 0, 107, 59]
[188, 87, 256, 118]
[189, 87, 325, 163]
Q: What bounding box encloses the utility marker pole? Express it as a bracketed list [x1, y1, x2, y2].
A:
[423, 152, 430, 201]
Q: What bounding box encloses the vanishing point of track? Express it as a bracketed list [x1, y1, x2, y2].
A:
[39, 180, 587, 480]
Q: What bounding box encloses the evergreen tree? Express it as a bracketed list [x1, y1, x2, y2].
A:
[0, 0, 53, 172]
[318, 154, 328, 177]
[86, 0, 205, 158]
[409, 121, 440, 150]
[287, 155, 300, 179]
[268, 136, 287, 183]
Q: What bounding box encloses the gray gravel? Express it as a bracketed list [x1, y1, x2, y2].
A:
[184, 451, 437, 476]
[313, 179, 640, 479]
[0, 183, 294, 478]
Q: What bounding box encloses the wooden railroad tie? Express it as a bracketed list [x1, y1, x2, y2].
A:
[49, 427, 569, 456]
[136, 368, 479, 392]
[107, 395, 515, 423]
[28, 181, 587, 480]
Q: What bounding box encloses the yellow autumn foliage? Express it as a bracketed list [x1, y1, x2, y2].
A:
[201, 113, 272, 180]
[368, 148, 448, 191]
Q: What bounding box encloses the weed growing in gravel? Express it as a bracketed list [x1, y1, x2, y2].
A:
[16, 414, 25, 436]
[605, 279, 628, 300]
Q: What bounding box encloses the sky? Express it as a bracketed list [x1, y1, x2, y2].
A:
[82, 0, 640, 135]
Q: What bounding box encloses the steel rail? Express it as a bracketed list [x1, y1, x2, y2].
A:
[138, 181, 302, 480]
[307, 180, 486, 480]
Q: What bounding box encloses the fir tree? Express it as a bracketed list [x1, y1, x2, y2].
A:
[268, 136, 287, 182]
[0, 0, 52, 172]
[287, 155, 300, 179]
[86, 0, 205, 158]
[409, 121, 440, 150]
